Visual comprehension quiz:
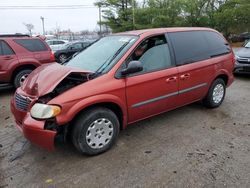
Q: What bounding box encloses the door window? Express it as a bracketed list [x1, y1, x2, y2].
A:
[0, 41, 15, 55]
[168, 31, 210, 65]
[127, 35, 173, 74]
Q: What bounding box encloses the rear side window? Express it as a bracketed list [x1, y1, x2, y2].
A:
[0, 40, 15, 55]
[14, 39, 48, 52]
[203, 31, 230, 57]
[168, 31, 210, 65]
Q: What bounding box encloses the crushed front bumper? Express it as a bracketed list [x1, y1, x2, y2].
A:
[11, 97, 57, 151]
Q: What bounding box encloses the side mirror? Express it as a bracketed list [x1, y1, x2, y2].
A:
[121, 61, 143, 76]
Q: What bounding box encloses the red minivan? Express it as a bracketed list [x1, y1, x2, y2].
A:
[11, 28, 235, 155]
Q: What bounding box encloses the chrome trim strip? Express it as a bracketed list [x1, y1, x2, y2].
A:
[179, 83, 208, 94]
[132, 83, 208, 108]
[132, 91, 179, 108]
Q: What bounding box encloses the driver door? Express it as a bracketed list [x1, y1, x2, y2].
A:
[124, 35, 179, 123]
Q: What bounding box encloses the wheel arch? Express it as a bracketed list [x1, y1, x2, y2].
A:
[55, 94, 128, 130]
[11, 64, 37, 83]
[73, 102, 124, 130]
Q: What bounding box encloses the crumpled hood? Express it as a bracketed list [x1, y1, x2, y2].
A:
[234, 47, 250, 58]
[21, 63, 92, 96]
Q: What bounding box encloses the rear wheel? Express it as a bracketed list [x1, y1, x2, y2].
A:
[13, 69, 33, 88]
[203, 78, 226, 108]
[72, 107, 120, 155]
[58, 54, 67, 63]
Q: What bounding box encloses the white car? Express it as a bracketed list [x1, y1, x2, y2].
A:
[46, 39, 68, 52]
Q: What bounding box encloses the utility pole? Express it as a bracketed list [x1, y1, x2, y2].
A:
[132, 0, 135, 30]
[98, 4, 102, 35]
[40, 16, 45, 35]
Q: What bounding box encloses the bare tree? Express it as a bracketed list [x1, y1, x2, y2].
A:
[23, 23, 34, 35]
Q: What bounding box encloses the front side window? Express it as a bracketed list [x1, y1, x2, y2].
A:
[0, 40, 15, 55]
[66, 35, 138, 73]
[14, 39, 48, 52]
[127, 35, 173, 73]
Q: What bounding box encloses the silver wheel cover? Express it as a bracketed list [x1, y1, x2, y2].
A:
[86, 118, 114, 149]
[212, 83, 224, 104]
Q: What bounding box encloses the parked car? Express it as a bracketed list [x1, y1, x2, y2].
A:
[11, 28, 235, 155]
[0, 34, 55, 88]
[46, 39, 68, 52]
[234, 40, 250, 74]
[230, 32, 250, 43]
[54, 41, 94, 63]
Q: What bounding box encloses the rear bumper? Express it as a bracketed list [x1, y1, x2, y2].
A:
[11, 98, 56, 151]
[234, 61, 250, 74]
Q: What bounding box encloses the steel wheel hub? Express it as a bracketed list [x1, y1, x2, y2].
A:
[86, 118, 114, 149]
[20, 74, 29, 85]
[212, 84, 224, 104]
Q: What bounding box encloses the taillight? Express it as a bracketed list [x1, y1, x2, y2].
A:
[50, 51, 55, 61]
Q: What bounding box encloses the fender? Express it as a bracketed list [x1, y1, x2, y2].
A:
[55, 94, 128, 129]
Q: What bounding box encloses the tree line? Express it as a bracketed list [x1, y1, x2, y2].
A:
[96, 0, 250, 38]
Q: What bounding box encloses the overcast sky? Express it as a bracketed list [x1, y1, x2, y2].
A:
[0, 0, 99, 34]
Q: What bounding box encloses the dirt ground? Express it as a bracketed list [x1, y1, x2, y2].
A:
[0, 76, 250, 188]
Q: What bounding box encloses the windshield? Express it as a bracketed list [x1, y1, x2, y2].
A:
[66, 35, 138, 72]
[244, 41, 250, 48]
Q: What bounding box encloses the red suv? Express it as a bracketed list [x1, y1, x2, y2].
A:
[11, 28, 235, 155]
[0, 34, 55, 88]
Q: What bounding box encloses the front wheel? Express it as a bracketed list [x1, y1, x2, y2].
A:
[203, 78, 226, 108]
[72, 107, 120, 155]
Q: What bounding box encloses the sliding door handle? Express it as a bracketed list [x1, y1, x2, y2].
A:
[180, 73, 190, 80]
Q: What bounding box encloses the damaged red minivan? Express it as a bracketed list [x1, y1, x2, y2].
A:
[11, 28, 235, 155]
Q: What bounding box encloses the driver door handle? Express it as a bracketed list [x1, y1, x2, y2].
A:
[166, 76, 177, 83]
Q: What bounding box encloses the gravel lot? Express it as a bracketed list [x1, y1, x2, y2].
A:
[0, 76, 250, 188]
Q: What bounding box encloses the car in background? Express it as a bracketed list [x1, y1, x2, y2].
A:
[234, 40, 250, 74]
[54, 41, 94, 63]
[0, 34, 55, 88]
[230, 32, 250, 43]
[11, 28, 234, 155]
[46, 39, 68, 52]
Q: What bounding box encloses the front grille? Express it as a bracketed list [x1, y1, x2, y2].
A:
[15, 93, 31, 111]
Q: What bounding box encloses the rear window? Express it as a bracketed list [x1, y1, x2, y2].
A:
[203, 31, 231, 57]
[14, 39, 48, 52]
[168, 31, 230, 65]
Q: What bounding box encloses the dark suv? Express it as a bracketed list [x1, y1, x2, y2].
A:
[0, 34, 55, 88]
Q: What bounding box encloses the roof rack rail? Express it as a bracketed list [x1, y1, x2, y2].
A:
[0, 34, 30, 38]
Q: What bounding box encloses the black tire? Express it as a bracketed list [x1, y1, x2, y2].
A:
[58, 54, 67, 63]
[72, 107, 120, 155]
[13, 69, 33, 88]
[203, 78, 226, 108]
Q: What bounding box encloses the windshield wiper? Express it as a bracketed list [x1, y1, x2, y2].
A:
[93, 41, 130, 76]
